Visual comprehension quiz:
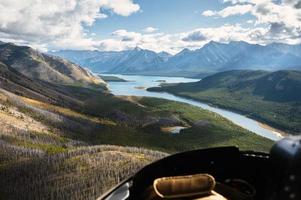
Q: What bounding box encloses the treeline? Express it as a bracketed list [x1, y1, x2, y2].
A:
[0, 145, 167, 200]
[0, 88, 168, 199]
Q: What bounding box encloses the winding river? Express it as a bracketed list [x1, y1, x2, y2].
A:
[104, 74, 285, 141]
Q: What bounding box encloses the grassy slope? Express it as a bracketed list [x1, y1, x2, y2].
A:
[149, 70, 301, 134]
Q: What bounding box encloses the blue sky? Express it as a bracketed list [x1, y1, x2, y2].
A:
[89, 0, 257, 39]
[0, 0, 300, 53]
[91, 0, 225, 38]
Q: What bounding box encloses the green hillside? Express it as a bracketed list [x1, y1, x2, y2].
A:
[149, 70, 301, 134]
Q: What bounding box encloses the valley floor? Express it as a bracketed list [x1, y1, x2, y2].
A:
[149, 85, 301, 135]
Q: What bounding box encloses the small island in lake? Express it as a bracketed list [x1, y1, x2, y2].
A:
[99, 75, 128, 82]
[155, 80, 166, 83]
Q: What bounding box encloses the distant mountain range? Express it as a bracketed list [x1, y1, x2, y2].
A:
[51, 47, 171, 75]
[51, 41, 301, 77]
[0, 42, 105, 87]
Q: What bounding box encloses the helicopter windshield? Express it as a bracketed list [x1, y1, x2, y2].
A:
[0, 0, 300, 199]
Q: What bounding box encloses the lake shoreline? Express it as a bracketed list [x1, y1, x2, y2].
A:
[105, 74, 287, 141]
[258, 122, 287, 138]
[102, 71, 205, 79]
[147, 87, 290, 139]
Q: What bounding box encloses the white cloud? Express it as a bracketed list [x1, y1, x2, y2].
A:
[112, 29, 142, 41]
[101, 0, 140, 16]
[219, 4, 253, 17]
[182, 31, 207, 42]
[0, 0, 140, 50]
[223, 0, 252, 4]
[201, 10, 216, 17]
[283, 0, 301, 8]
[73, 17, 300, 54]
[202, 4, 253, 17]
[97, 39, 130, 51]
[251, 0, 301, 42]
[184, 25, 268, 45]
[105, 30, 178, 53]
[143, 27, 158, 33]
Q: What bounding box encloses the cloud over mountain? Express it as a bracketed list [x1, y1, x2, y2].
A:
[182, 31, 207, 42]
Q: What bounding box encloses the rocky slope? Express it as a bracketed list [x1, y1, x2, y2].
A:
[0, 42, 105, 86]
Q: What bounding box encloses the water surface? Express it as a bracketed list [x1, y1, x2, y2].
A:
[104, 74, 284, 141]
